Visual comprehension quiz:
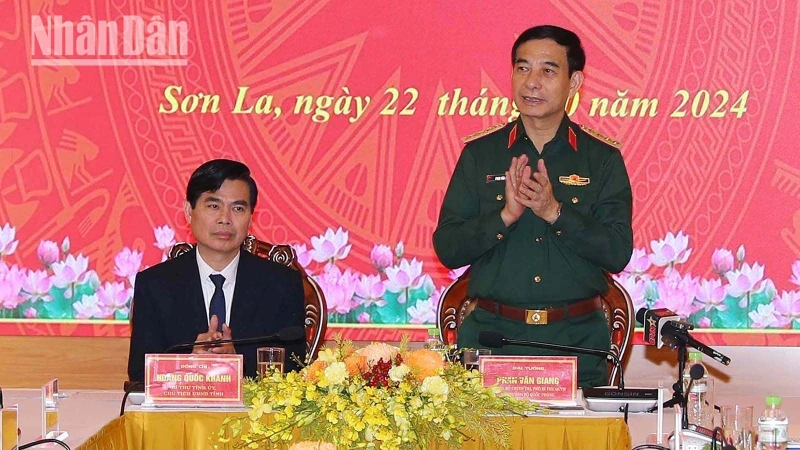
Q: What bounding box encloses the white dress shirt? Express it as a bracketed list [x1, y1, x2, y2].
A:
[196, 250, 239, 327]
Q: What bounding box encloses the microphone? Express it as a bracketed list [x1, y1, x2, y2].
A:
[478, 331, 626, 389]
[636, 308, 731, 366]
[684, 363, 705, 397]
[164, 325, 305, 353]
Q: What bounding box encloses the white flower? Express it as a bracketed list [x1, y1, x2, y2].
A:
[421, 375, 449, 397]
[316, 348, 338, 363]
[0, 223, 18, 257]
[322, 362, 348, 385]
[153, 225, 177, 251]
[408, 298, 437, 324]
[388, 364, 411, 382]
[310, 227, 352, 263]
[649, 231, 692, 267]
[357, 342, 399, 366]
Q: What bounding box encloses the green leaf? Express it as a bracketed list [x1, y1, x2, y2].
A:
[749, 288, 774, 309]
[374, 291, 407, 324]
[40, 287, 74, 319]
[715, 295, 748, 328]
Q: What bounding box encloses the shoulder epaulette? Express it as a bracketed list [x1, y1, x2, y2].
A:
[580, 125, 622, 149]
[462, 122, 507, 143]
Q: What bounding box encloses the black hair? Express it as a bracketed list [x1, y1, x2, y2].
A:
[511, 25, 586, 75]
[186, 159, 258, 211]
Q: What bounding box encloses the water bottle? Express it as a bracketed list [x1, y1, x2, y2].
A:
[683, 352, 713, 429]
[757, 395, 788, 450]
[424, 328, 446, 355]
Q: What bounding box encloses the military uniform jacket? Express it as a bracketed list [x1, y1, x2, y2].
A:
[433, 116, 633, 308]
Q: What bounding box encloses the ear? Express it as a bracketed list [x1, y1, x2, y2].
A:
[183, 201, 193, 224]
[569, 70, 584, 97]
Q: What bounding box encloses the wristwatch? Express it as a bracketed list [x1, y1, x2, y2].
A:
[546, 202, 563, 225]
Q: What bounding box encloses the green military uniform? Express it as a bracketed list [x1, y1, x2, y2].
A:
[433, 115, 633, 387]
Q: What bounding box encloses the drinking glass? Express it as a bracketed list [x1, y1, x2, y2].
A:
[461, 349, 491, 371]
[720, 404, 754, 450]
[257, 347, 286, 377]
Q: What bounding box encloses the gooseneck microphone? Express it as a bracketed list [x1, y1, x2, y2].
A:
[478, 330, 625, 389]
[164, 325, 305, 353]
[636, 308, 731, 366]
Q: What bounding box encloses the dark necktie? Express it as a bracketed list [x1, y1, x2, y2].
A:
[209, 274, 226, 331]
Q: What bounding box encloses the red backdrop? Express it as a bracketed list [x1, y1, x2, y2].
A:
[1, 1, 799, 344]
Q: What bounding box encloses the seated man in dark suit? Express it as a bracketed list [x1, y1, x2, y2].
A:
[127, 159, 306, 382]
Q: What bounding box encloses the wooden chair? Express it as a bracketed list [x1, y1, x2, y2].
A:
[436, 269, 633, 386]
[168, 235, 327, 359]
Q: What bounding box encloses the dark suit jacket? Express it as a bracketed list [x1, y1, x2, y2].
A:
[127, 248, 306, 382]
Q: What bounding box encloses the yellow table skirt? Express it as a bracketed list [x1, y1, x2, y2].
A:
[76, 411, 631, 450]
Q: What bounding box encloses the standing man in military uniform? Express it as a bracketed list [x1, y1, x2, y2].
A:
[433, 25, 633, 387]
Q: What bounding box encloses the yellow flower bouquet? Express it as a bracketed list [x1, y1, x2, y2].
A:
[219, 337, 546, 450]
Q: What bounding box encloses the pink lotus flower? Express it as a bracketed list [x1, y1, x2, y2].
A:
[615, 273, 648, 312]
[23, 269, 52, 302]
[316, 266, 359, 315]
[354, 274, 386, 307]
[748, 303, 782, 328]
[649, 231, 692, 267]
[791, 260, 800, 287]
[697, 317, 712, 328]
[310, 227, 352, 264]
[114, 248, 143, 281]
[725, 262, 765, 298]
[0, 264, 25, 309]
[711, 248, 734, 275]
[153, 225, 177, 251]
[37, 240, 60, 266]
[653, 268, 700, 318]
[0, 223, 18, 257]
[24, 307, 38, 318]
[51, 254, 90, 297]
[408, 298, 437, 324]
[370, 244, 394, 272]
[384, 258, 423, 294]
[696, 278, 727, 312]
[774, 290, 800, 324]
[73, 294, 103, 319]
[623, 248, 652, 275]
[98, 281, 133, 311]
[357, 312, 371, 323]
[448, 266, 469, 281]
[291, 243, 313, 269]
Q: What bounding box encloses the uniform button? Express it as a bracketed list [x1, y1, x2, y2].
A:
[496, 194, 503, 201]
[535, 237, 543, 243]
[555, 230, 563, 236]
[533, 275, 542, 283]
[572, 196, 579, 204]
[497, 233, 504, 240]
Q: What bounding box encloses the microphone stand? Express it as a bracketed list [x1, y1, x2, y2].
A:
[659, 331, 691, 429]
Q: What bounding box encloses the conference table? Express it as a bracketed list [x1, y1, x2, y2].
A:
[7, 389, 634, 449]
[5, 388, 798, 449]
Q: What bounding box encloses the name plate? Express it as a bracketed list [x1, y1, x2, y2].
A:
[144, 354, 244, 407]
[480, 356, 578, 404]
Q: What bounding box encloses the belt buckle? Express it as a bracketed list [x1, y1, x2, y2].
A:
[525, 309, 548, 325]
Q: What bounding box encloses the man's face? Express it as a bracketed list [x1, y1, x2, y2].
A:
[184, 179, 252, 262]
[512, 38, 583, 123]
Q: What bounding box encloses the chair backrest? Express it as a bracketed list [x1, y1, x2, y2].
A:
[436, 269, 633, 386]
[168, 235, 327, 360]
